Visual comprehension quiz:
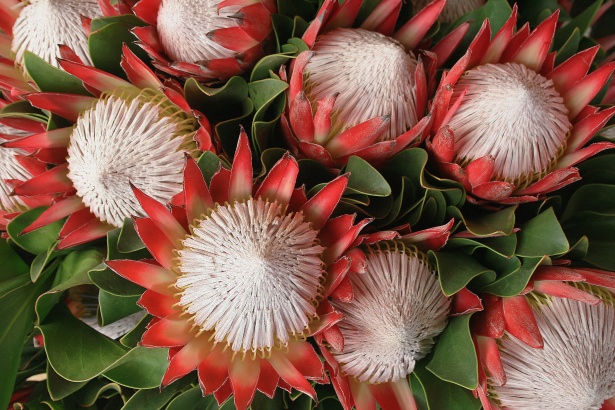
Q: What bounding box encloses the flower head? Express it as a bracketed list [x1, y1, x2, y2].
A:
[4, 46, 213, 248]
[107, 130, 370, 409]
[281, 0, 469, 167]
[493, 294, 615, 409]
[132, 0, 276, 81]
[428, 7, 615, 204]
[324, 238, 451, 410]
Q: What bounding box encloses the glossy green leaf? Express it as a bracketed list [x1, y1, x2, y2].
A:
[89, 19, 147, 78]
[553, 0, 603, 50]
[0, 273, 52, 410]
[561, 184, 615, 221]
[250, 53, 295, 82]
[30, 242, 60, 283]
[414, 365, 481, 410]
[98, 291, 141, 326]
[197, 151, 223, 185]
[23, 52, 90, 95]
[410, 373, 429, 410]
[249, 78, 288, 152]
[343, 156, 391, 197]
[516, 208, 569, 257]
[449, 205, 516, 237]
[430, 251, 496, 296]
[555, 28, 581, 65]
[121, 381, 189, 410]
[0, 240, 29, 282]
[104, 346, 168, 388]
[563, 212, 615, 270]
[47, 364, 87, 401]
[72, 378, 122, 407]
[184, 76, 250, 122]
[39, 305, 128, 382]
[7, 207, 64, 255]
[426, 315, 478, 390]
[481, 256, 543, 296]
[166, 386, 220, 410]
[117, 219, 145, 253]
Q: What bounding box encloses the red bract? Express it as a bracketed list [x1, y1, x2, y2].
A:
[131, 0, 276, 81]
[280, 0, 469, 168]
[107, 130, 371, 409]
[427, 6, 615, 204]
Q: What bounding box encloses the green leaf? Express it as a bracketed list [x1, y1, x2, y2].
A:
[119, 314, 150, 349]
[555, 28, 581, 65]
[427, 315, 478, 390]
[6, 207, 64, 255]
[563, 212, 615, 269]
[72, 378, 122, 407]
[430, 251, 496, 296]
[449, 206, 516, 237]
[197, 151, 223, 185]
[117, 219, 145, 253]
[413, 365, 481, 410]
[561, 184, 615, 221]
[47, 364, 87, 401]
[121, 382, 188, 410]
[0, 239, 29, 282]
[553, 0, 603, 50]
[249, 78, 288, 153]
[104, 346, 168, 388]
[184, 76, 250, 123]
[30, 242, 60, 282]
[0, 273, 52, 410]
[516, 208, 569, 257]
[480, 256, 543, 297]
[98, 291, 141, 326]
[89, 18, 147, 79]
[23, 52, 90, 95]
[410, 373, 429, 410]
[39, 305, 128, 382]
[343, 156, 391, 197]
[250, 53, 295, 82]
[166, 386, 220, 410]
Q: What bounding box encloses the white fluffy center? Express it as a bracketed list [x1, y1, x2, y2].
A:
[157, 0, 240, 63]
[495, 297, 615, 409]
[331, 247, 450, 384]
[11, 0, 102, 68]
[449, 63, 571, 185]
[67, 93, 194, 228]
[305, 28, 417, 141]
[176, 198, 325, 353]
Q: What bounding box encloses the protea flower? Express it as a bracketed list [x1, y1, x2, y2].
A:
[131, 0, 276, 81]
[0, 0, 103, 70]
[411, 0, 485, 23]
[471, 263, 615, 408]
[491, 294, 615, 409]
[323, 235, 452, 410]
[281, 0, 469, 167]
[427, 7, 615, 204]
[3, 46, 213, 248]
[106, 131, 371, 409]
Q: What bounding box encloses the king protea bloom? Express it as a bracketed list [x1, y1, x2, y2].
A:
[106, 131, 372, 409]
[131, 0, 276, 81]
[492, 294, 615, 410]
[3, 46, 213, 248]
[427, 6, 615, 204]
[471, 263, 615, 408]
[324, 241, 450, 410]
[412, 0, 485, 23]
[0, 0, 103, 70]
[281, 0, 469, 167]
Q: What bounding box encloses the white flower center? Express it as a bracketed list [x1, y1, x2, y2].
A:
[412, 0, 486, 23]
[11, 0, 102, 68]
[305, 28, 417, 142]
[157, 0, 240, 63]
[175, 198, 325, 353]
[0, 125, 33, 212]
[331, 247, 450, 384]
[449, 63, 571, 186]
[67, 91, 196, 228]
[495, 297, 615, 410]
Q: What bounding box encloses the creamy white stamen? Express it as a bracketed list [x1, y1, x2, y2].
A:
[176, 198, 325, 353]
[495, 297, 615, 410]
[448, 63, 571, 185]
[67, 92, 195, 227]
[331, 246, 450, 384]
[157, 0, 240, 63]
[0, 125, 33, 212]
[11, 0, 102, 68]
[305, 28, 417, 141]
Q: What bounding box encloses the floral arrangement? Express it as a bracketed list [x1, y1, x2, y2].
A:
[2, 0, 615, 409]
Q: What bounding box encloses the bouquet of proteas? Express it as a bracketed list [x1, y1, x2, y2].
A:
[2, 0, 615, 409]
